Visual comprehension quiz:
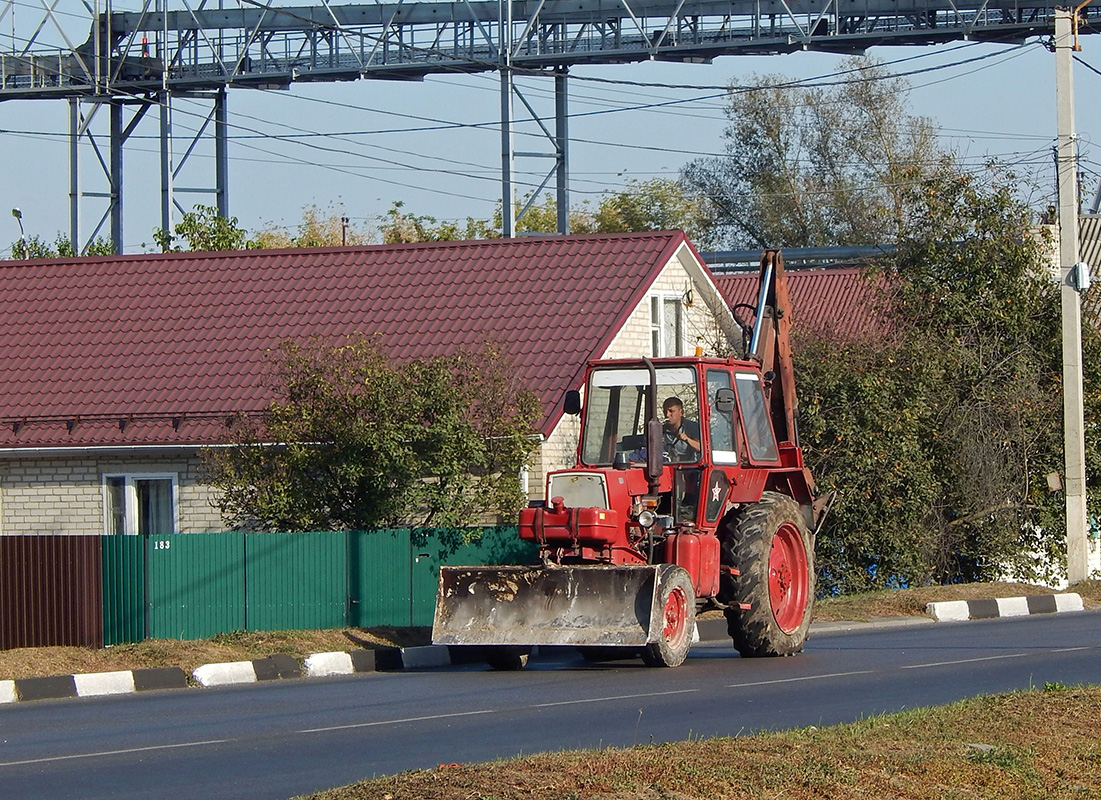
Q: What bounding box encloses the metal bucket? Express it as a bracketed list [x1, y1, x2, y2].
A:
[432, 564, 676, 647]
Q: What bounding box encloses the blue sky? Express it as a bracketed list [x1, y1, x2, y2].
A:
[0, 5, 1094, 254]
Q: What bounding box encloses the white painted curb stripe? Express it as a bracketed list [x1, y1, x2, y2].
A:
[927, 600, 970, 622]
[74, 671, 136, 697]
[304, 652, 354, 677]
[0, 680, 16, 704]
[192, 661, 257, 687]
[996, 596, 1030, 617]
[1056, 593, 1084, 612]
[399, 646, 452, 669]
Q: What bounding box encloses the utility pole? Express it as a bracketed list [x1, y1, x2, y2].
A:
[1055, 7, 1090, 583]
[499, 0, 515, 239]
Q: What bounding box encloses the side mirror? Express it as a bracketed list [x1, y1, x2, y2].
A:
[563, 390, 582, 416]
[715, 387, 736, 414]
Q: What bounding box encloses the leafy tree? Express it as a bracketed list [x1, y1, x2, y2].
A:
[379, 179, 711, 244]
[510, 195, 598, 237]
[798, 166, 1101, 592]
[591, 178, 715, 248]
[254, 205, 375, 248]
[797, 330, 940, 593]
[153, 205, 257, 252]
[682, 57, 946, 250]
[203, 335, 541, 533]
[379, 202, 497, 244]
[8, 233, 113, 259]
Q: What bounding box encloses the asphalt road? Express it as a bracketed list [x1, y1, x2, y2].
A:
[2, 612, 1100, 800]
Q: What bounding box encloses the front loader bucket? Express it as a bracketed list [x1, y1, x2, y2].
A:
[432, 565, 674, 647]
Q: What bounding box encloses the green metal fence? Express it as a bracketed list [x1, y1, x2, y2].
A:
[148, 532, 246, 640]
[246, 532, 347, 632]
[348, 529, 415, 627]
[95, 526, 534, 644]
[101, 534, 145, 646]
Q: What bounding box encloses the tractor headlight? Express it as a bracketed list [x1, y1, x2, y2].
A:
[637, 509, 657, 528]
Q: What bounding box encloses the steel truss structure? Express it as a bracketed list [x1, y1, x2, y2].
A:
[0, 0, 1096, 249]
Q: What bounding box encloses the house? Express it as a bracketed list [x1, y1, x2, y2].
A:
[0, 231, 740, 536]
[712, 266, 889, 342]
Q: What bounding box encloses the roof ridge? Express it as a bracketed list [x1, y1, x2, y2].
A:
[0, 230, 686, 269]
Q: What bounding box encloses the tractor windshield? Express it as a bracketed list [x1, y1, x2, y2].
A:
[581, 366, 700, 466]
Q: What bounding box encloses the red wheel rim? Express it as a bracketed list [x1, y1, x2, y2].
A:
[768, 523, 809, 634]
[662, 586, 689, 648]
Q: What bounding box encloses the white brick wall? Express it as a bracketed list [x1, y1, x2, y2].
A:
[0, 452, 224, 535]
[529, 415, 582, 501]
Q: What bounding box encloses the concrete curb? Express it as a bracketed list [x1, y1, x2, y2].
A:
[0, 645, 410, 704]
[0, 595, 1089, 703]
[2, 666, 188, 703]
[191, 654, 309, 687]
[926, 593, 1084, 622]
[304, 650, 377, 677]
[809, 616, 936, 635]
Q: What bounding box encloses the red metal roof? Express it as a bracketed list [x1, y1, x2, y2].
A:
[1, 232, 689, 449]
[713, 267, 889, 341]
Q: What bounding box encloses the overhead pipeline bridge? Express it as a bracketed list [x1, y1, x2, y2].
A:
[0, 0, 1097, 251]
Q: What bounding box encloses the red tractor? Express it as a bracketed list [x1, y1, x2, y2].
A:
[433, 251, 830, 668]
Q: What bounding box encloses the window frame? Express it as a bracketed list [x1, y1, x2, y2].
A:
[102, 472, 179, 536]
[649, 293, 685, 357]
[734, 372, 781, 464]
[706, 369, 740, 466]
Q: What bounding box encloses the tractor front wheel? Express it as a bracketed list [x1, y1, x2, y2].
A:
[722, 492, 814, 657]
[641, 566, 696, 668]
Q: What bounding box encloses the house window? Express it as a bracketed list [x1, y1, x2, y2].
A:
[104, 474, 177, 535]
[650, 295, 684, 357]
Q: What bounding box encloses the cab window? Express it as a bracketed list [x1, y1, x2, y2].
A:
[707, 370, 738, 465]
[735, 373, 779, 462]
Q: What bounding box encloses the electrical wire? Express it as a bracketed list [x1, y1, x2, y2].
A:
[0, 3, 1075, 228]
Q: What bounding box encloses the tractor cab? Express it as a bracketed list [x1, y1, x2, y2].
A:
[529, 357, 788, 564]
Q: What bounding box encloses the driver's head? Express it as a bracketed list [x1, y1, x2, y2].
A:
[662, 397, 684, 426]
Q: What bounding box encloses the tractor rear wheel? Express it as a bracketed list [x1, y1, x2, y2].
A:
[722, 492, 814, 657]
[641, 566, 696, 668]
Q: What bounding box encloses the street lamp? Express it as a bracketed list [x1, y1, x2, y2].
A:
[11, 208, 25, 257]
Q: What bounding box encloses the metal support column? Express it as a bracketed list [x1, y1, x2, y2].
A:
[500, 0, 514, 238]
[69, 98, 80, 253]
[1055, 7, 1089, 583]
[110, 100, 123, 253]
[215, 87, 229, 217]
[160, 91, 174, 234]
[555, 68, 570, 235]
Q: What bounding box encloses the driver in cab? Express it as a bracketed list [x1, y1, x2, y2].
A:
[662, 396, 701, 462]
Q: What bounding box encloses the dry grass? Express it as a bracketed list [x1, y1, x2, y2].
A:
[0, 627, 431, 682]
[813, 580, 1101, 622]
[300, 685, 1101, 800]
